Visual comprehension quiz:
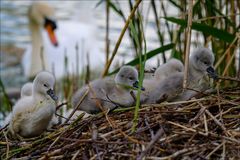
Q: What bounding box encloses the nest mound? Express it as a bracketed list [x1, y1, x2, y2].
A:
[1, 87, 240, 159]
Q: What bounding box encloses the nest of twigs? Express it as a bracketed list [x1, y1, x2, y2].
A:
[1, 87, 240, 159]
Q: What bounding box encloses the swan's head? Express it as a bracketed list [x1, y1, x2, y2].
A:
[21, 82, 33, 97]
[155, 59, 184, 80]
[33, 71, 58, 100]
[190, 48, 217, 79]
[115, 66, 144, 90]
[28, 2, 58, 46]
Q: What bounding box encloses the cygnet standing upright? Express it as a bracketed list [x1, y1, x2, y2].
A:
[148, 47, 217, 103]
[72, 66, 143, 114]
[9, 71, 58, 138]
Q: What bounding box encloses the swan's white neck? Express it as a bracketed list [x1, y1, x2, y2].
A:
[29, 21, 48, 77]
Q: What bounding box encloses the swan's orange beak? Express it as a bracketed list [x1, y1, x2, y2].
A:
[45, 24, 58, 47]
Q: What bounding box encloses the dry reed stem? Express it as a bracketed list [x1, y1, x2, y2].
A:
[1, 88, 239, 159]
[105, 0, 110, 68]
[101, 0, 142, 77]
[196, 13, 240, 22]
[64, 89, 89, 124]
[222, 47, 237, 76]
[214, 35, 238, 69]
[207, 141, 225, 158]
[3, 131, 9, 159]
[137, 127, 164, 160]
[183, 0, 193, 89]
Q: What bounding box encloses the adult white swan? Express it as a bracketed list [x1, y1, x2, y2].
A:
[22, 2, 104, 79]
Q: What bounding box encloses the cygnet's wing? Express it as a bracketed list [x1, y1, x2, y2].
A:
[10, 96, 55, 136]
[143, 79, 158, 92]
[92, 78, 121, 110]
[71, 85, 88, 108]
[154, 63, 169, 80]
[72, 78, 115, 113]
[150, 73, 184, 103]
[106, 88, 135, 108]
[10, 97, 33, 134]
[21, 82, 33, 97]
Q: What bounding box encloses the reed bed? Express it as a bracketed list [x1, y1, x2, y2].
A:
[1, 87, 239, 159]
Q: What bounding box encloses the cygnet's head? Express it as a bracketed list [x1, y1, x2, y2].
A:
[155, 59, 184, 80]
[190, 48, 217, 78]
[29, 2, 58, 46]
[115, 66, 144, 90]
[21, 82, 33, 97]
[167, 59, 184, 73]
[33, 71, 58, 100]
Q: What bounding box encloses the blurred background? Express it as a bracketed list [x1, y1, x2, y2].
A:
[0, 0, 239, 124]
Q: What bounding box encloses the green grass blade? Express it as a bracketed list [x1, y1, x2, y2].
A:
[168, 0, 183, 12]
[171, 49, 183, 62]
[205, 0, 236, 29]
[164, 17, 235, 43]
[0, 79, 12, 111]
[108, 1, 126, 20]
[95, 0, 104, 8]
[108, 43, 174, 75]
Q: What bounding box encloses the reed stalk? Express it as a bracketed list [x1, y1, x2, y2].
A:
[101, 0, 142, 77]
[151, 0, 166, 63]
[131, 13, 147, 132]
[183, 0, 193, 89]
[105, 0, 110, 68]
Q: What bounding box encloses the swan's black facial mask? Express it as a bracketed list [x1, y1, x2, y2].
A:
[44, 17, 57, 30]
[44, 17, 58, 47]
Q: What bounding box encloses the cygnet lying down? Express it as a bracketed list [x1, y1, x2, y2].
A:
[148, 47, 217, 103]
[9, 71, 58, 138]
[72, 66, 144, 114]
[140, 59, 184, 103]
[143, 58, 184, 92]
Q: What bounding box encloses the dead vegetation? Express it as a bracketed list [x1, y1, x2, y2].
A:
[1, 87, 239, 159]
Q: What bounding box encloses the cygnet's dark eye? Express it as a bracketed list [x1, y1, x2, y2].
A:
[203, 61, 208, 65]
[121, 75, 124, 78]
[129, 77, 134, 80]
[43, 84, 48, 88]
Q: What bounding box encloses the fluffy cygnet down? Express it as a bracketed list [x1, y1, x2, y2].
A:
[143, 59, 184, 92]
[9, 71, 58, 138]
[154, 58, 184, 81]
[20, 82, 33, 97]
[72, 66, 143, 114]
[148, 47, 217, 103]
[3, 82, 33, 127]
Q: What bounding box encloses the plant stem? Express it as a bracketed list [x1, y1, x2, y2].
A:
[183, 0, 193, 89]
[105, 0, 110, 68]
[101, 0, 142, 77]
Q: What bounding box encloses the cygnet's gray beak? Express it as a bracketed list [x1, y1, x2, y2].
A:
[206, 66, 218, 80]
[47, 89, 58, 101]
[133, 81, 145, 91]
